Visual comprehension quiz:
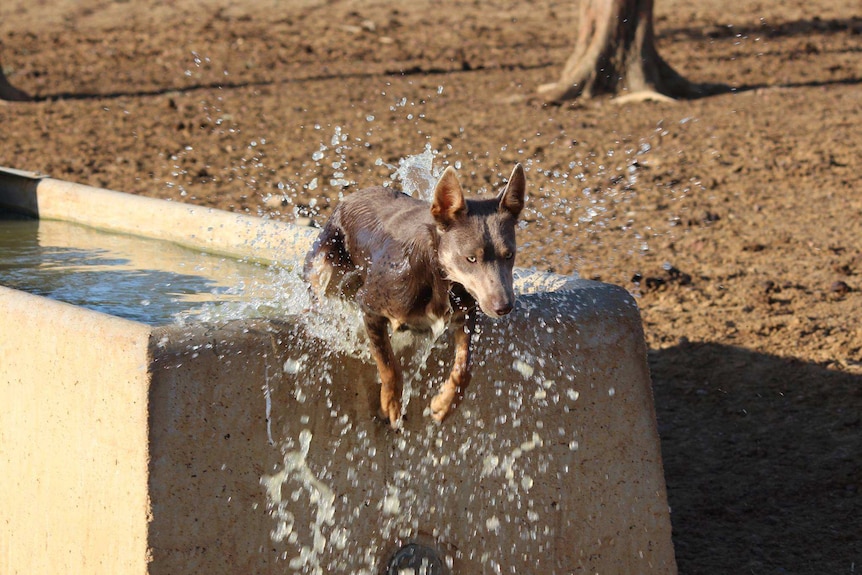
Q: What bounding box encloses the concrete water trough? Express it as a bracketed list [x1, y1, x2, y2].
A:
[0, 166, 677, 574]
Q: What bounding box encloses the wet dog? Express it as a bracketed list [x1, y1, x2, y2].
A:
[303, 164, 526, 427]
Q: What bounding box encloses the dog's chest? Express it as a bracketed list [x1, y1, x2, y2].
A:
[391, 307, 450, 337]
[366, 240, 453, 335]
[388, 290, 452, 337]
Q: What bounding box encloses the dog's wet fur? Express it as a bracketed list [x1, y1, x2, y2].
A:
[303, 164, 526, 427]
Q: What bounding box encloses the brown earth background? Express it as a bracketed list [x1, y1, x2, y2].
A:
[1, 0, 860, 573]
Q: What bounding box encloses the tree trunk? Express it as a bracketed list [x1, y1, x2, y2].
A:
[538, 0, 724, 103]
[0, 58, 32, 102]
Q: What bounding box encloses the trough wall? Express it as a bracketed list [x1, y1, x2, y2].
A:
[0, 168, 677, 574]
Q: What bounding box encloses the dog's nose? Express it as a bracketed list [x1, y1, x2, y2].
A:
[494, 302, 514, 316]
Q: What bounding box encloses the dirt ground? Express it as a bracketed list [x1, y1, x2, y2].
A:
[2, 0, 860, 572]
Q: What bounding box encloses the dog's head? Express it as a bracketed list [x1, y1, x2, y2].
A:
[430, 164, 526, 318]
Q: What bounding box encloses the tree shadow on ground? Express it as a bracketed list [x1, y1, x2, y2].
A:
[650, 342, 861, 575]
[660, 16, 862, 42]
[658, 16, 862, 97]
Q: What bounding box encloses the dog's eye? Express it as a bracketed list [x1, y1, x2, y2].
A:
[504, 252, 514, 260]
[466, 256, 477, 264]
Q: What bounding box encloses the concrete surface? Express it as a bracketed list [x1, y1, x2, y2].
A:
[0, 168, 676, 574]
[0, 287, 152, 575]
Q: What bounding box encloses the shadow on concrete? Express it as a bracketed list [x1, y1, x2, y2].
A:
[650, 341, 861, 574]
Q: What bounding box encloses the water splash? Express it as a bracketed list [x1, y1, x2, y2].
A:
[261, 429, 339, 574]
[255, 308, 585, 573]
[156, 143, 623, 572]
[383, 145, 440, 202]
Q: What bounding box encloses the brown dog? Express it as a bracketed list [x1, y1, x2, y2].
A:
[303, 164, 526, 427]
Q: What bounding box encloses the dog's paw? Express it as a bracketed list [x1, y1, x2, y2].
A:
[430, 393, 454, 423]
[381, 399, 402, 429]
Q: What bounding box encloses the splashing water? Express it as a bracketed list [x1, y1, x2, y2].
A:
[258, 322, 578, 574]
[174, 149, 595, 573]
[183, 146, 456, 352]
[377, 145, 440, 202]
[261, 429, 341, 574]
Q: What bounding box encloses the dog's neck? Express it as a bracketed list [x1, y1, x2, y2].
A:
[424, 225, 459, 317]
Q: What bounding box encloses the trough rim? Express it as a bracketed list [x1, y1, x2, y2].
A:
[0, 165, 584, 292]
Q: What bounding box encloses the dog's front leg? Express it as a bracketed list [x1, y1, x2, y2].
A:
[363, 313, 403, 428]
[430, 310, 475, 422]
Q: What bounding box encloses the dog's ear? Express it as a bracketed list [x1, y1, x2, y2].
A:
[431, 166, 467, 227]
[498, 163, 526, 220]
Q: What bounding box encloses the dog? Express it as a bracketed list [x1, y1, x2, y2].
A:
[303, 163, 526, 427]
